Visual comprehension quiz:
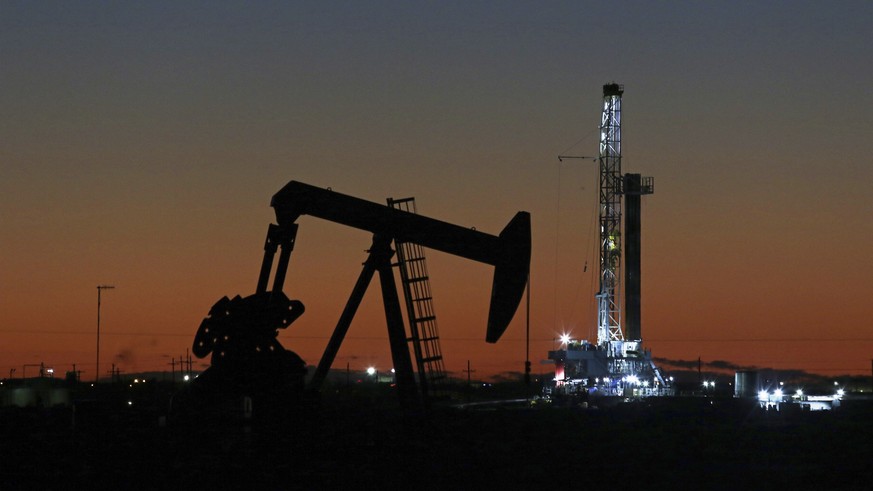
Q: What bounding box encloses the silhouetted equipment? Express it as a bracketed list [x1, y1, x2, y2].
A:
[388, 196, 448, 400]
[186, 180, 530, 413]
[623, 173, 653, 341]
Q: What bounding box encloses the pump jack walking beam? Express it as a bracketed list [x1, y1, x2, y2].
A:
[270, 181, 531, 343]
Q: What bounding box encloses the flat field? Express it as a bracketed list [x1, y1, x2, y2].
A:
[2, 394, 871, 490]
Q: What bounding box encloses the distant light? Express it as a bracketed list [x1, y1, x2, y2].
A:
[366, 367, 376, 376]
[774, 389, 783, 398]
[834, 381, 839, 386]
[758, 390, 769, 401]
[390, 368, 395, 374]
[836, 389, 845, 397]
[795, 389, 804, 397]
[560, 334, 571, 345]
[779, 381, 784, 386]
[626, 375, 639, 385]
[134, 378, 139, 383]
[669, 376, 674, 382]
[127, 401, 133, 406]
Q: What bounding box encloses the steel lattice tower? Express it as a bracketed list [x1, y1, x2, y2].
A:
[596, 83, 624, 347]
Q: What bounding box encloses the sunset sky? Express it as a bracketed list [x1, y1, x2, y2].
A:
[2, 1, 872, 381]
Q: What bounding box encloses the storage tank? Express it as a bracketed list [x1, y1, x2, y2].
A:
[734, 371, 759, 398]
[49, 388, 71, 407]
[11, 388, 37, 407]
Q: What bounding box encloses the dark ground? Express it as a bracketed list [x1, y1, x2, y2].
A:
[2, 389, 872, 490]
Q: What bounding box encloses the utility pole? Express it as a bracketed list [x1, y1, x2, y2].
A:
[525, 273, 531, 388]
[463, 360, 476, 403]
[96, 285, 115, 383]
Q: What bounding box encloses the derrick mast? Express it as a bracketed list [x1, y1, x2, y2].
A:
[597, 83, 624, 349]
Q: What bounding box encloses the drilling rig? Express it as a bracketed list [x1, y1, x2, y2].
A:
[549, 84, 671, 399]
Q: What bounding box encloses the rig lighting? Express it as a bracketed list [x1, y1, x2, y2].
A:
[774, 389, 783, 398]
[758, 390, 769, 401]
[560, 334, 571, 345]
[366, 367, 376, 376]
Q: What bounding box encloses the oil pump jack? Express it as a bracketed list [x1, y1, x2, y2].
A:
[186, 181, 531, 412]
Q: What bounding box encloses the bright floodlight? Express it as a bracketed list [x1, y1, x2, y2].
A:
[758, 390, 769, 401]
[626, 375, 639, 385]
[795, 389, 803, 397]
[774, 389, 783, 398]
[560, 334, 571, 345]
[366, 367, 376, 376]
[837, 389, 845, 397]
